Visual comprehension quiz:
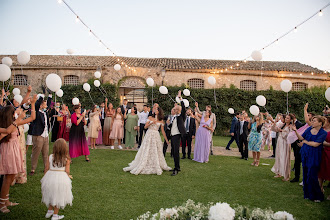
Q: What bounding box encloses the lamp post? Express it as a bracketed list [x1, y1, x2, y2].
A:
[161, 69, 166, 85]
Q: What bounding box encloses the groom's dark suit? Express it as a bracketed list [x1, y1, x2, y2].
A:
[237, 120, 249, 159]
[169, 100, 186, 173]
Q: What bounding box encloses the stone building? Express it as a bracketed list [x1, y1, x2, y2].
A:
[1, 55, 328, 109]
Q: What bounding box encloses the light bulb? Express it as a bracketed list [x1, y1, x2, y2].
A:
[99, 40, 102, 45]
[89, 30, 92, 35]
[244, 59, 247, 63]
[276, 39, 279, 44]
[294, 27, 297, 33]
[225, 68, 228, 71]
[300, 73, 302, 76]
[319, 10, 323, 16]
[75, 16, 79, 23]
[311, 72, 314, 75]
[236, 63, 239, 66]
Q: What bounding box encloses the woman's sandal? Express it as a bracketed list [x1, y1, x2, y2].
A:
[255, 160, 260, 167]
[6, 195, 19, 206]
[251, 161, 256, 166]
[0, 198, 10, 213]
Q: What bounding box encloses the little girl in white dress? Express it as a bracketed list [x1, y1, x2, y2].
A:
[41, 138, 73, 220]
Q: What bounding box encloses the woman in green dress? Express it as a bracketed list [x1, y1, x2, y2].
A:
[125, 107, 139, 149]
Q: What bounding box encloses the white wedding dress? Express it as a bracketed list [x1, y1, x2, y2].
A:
[123, 120, 172, 175]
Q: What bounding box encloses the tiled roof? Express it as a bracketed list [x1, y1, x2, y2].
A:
[0, 55, 324, 74]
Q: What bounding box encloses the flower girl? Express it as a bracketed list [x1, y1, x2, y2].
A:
[41, 138, 73, 220]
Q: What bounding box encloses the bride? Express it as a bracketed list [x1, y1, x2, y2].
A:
[123, 107, 171, 175]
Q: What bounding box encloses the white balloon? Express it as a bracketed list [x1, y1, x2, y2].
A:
[83, 83, 91, 92]
[0, 64, 11, 82]
[94, 71, 101, 78]
[14, 94, 23, 104]
[12, 88, 20, 96]
[46, 73, 62, 92]
[251, 50, 262, 61]
[280, 79, 292, 93]
[2, 57, 12, 67]
[72, 97, 79, 105]
[146, 77, 154, 87]
[56, 89, 63, 97]
[325, 87, 330, 102]
[23, 124, 29, 133]
[256, 95, 266, 107]
[114, 64, 121, 71]
[175, 96, 181, 103]
[183, 89, 190, 96]
[228, 108, 234, 114]
[249, 105, 260, 116]
[208, 76, 216, 85]
[159, 86, 168, 95]
[66, 49, 74, 55]
[94, 80, 100, 87]
[183, 99, 189, 107]
[17, 51, 30, 65]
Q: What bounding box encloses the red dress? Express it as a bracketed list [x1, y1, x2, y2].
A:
[319, 131, 330, 181]
[57, 111, 70, 141]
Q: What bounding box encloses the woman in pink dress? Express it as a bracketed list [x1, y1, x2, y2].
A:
[0, 95, 37, 214]
[69, 105, 90, 162]
[109, 107, 124, 149]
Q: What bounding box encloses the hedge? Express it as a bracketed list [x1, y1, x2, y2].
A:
[145, 86, 329, 135]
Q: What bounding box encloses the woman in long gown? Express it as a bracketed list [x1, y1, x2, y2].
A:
[109, 107, 124, 149]
[57, 104, 70, 142]
[123, 107, 171, 175]
[88, 106, 101, 149]
[103, 98, 114, 146]
[193, 110, 213, 163]
[271, 114, 294, 181]
[69, 105, 90, 162]
[248, 114, 264, 167]
[125, 107, 139, 149]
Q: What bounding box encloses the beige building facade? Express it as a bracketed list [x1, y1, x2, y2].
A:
[1, 55, 329, 107]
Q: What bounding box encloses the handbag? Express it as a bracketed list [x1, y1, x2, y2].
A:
[66, 118, 72, 128]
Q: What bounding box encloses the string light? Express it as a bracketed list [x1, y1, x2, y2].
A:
[75, 16, 79, 23]
[319, 10, 323, 16]
[89, 30, 92, 35]
[294, 27, 298, 33]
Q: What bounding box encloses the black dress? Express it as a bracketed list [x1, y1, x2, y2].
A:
[49, 108, 60, 142]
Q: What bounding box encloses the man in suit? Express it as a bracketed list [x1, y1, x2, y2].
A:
[120, 99, 129, 143]
[164, 108, 175, 157]
[29, 93, 52, 176]
[181, 108, 196, 159]
[169, 91, 186, 176]
[237, 112, 250, 160]
[226, 112, 240, 150]
[290, 114, 304, 182]
[100, 102, 105, 131]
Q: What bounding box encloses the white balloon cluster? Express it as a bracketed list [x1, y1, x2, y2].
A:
[256, 95, 266, 107]
[66, 49, 74, 55]
[249, 105, 260, 116]
[146, 78, 154, 87]
[228, 108, 234, 114]
[46, 73, 62, 92]
[2, 57, 13, 67]
[159, 86, 168, 95]
[72, 97, 79, 105]
[114, 64, 121, 71]
[325, 88, 330, 102]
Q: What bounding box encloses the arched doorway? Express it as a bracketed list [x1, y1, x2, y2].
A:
[118, 77, 148, 111]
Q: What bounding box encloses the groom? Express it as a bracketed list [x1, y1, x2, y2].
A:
[169, 90, 186, 176]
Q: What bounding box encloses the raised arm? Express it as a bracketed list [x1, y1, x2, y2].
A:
[17, 94, 37, 125]
[304, 103, 312, 126]
[195, 102, 202, 114]
[21, 85, 32, 105]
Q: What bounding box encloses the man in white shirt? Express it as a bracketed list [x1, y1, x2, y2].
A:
[138, 105, 149, 148]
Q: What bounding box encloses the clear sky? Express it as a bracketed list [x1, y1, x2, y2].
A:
[0, 0, 329, 71]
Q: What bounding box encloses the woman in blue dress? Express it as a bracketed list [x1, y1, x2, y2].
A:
[292, 115, 327, 202]
[248, 113, 264, 167]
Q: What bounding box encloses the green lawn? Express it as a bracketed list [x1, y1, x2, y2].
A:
[1, 141, 329, 220]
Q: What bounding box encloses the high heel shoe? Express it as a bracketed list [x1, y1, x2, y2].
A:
[251, 161, 256, 166]
[255, 160, 260, 167]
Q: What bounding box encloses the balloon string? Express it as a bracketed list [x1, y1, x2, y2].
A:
[98, 87, 107, 98]
[168, 94, 175, 103]
[100, 85, 108, 96]
[151, 86, 154, 107]
[286, 92, 289, 114]
[60, 97, 64, 105]
[88, 91, 96, 105]
[263, 106, 268, 113]
[190, 96, 197, 103]
[213, 88, 218, 109]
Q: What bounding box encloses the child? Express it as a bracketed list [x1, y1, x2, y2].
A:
[41, 138, 73, 220]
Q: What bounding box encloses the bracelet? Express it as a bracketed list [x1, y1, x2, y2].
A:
[12, 122, 18, 127]
[31, 110, 36, 112]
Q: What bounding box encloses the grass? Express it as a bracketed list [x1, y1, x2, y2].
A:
[1, 139, 330, 220]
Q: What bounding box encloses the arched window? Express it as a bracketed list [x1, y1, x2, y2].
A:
[292, 82, 307, 91]
[240, 80, 256, 91]
[188, 78, 204, 89]
[64, 75, 79, 85]
[13, 74, 28, 86]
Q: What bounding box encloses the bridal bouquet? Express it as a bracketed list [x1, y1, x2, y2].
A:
[135, 199, 295, 220]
